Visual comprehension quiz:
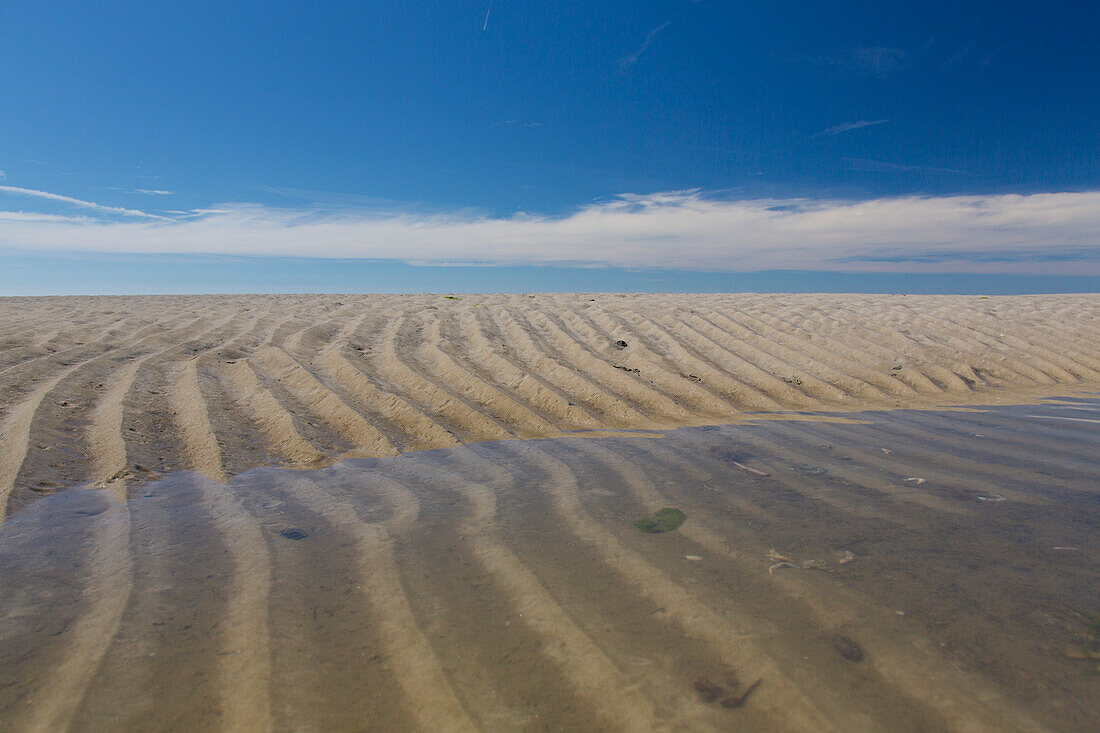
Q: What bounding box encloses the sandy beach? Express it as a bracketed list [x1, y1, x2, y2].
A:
[1, 293, 1098, 731]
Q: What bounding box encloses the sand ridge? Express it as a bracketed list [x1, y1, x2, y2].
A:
[1, 293, 1099, 515]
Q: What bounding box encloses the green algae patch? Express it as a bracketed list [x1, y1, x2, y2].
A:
[634, 507, 687, 533]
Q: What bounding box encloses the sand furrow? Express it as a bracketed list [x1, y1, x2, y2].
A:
[489, 440, 842, 732]
[796, 307, 947, 396]
[0, 316, 144, 380]
[253, 346, 398, 457]
[3, 294, 1100, 509]
[737, 420, 974, 515]
[280, 472, 478, 732]
[195, 476, 274, 730]
[522, 309, 689, 420]
[580, 305, 779, 414]
[167, 360, 226, 481]
[0, 371, 75, 519]
[12, 502, 133, 733]
[763, 419, 1038, 505]
[679, 309, 877, 402]
[559, 437, 1041, 728]
[691, 427, 910, 524]
[916, 309, 1056, 384]
[320, 351, 459, 450]
[487, 306, 648, 424]
[567, 305, 745, 414]
[705, 308, 910, 400]
[369, 316, 512, 441]
[413, 315, 560, 436]
[218, 360, 328, 466]
[623, 308, 816, 408]
[86, 359, 143, 501]
[393, 454, 678, 732]
[860, 409, 1100, 485]
[936, 308, 1094, 382]
[452, 307, 601, 429]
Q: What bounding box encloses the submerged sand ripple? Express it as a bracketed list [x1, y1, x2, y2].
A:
[0, 403, 1097, 730]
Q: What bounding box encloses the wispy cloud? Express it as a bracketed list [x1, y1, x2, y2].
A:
[819, 47, 909, 78]
[1, 190, 1098, 275]
[105, 187, 176, 196]
[493, 120, 544, 128]
[0, 185, 171, 220]
[0, 170, 5, 180]
[811, 119, 890, 138]
[619, 21, 670, 70]
[846, 158, 966, 175]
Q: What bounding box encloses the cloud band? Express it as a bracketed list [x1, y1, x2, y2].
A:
[1, 190, 1098, 275]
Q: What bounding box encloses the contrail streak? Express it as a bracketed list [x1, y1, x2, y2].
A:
[483, 1, 492, 31]
[0, 185, 172, 220]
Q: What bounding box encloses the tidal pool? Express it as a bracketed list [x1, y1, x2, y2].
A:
[1, 398, 1097, 731]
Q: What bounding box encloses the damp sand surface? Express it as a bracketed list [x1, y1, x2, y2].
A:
[4, 293, 1100, 519]
[1, 399, 1098, 731]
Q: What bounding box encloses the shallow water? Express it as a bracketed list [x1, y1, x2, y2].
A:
[1, 398, 1098, 731]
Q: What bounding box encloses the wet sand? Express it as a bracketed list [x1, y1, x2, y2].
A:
[1, 399, 1097, 731]
[2, 293, 1100, 518]
[2, 293, 1099, 730]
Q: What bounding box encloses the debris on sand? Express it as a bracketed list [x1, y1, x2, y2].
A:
[634, 507, 687, 533]
[693, 676, 724, 702]
[720, 678, 761, 708]
[767, 548, 847, 573]
[767, 549, 798, 574]
[280, 528, 309, 540]
[731, 460, 769, 476]
[614, 340, 629, 349]
[693, 669, 762, 709]
[904, 477, 926, 485]
[831, 634, 865, 663]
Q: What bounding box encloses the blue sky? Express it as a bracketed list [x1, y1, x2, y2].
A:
[1, 1, 1098, 293]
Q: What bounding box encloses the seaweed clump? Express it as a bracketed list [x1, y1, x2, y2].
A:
[634, 507, 687, 533]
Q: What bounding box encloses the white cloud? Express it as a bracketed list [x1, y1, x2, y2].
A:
[0, 185, 170, 220]
[1, 190, 1098, 275]
[812, 119, 890, 138]
[0, 170, 6, 180]
[105, 187, 176, 195]
[619, 21, 670, 69]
